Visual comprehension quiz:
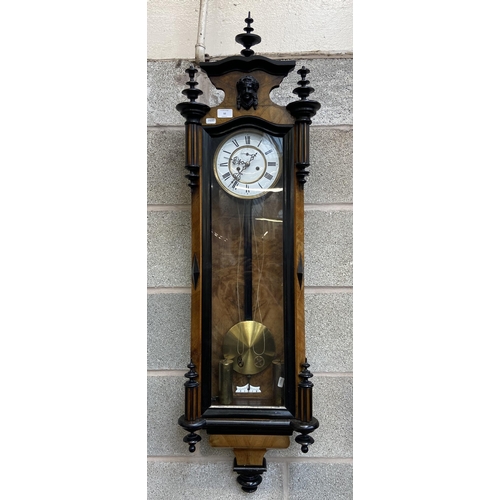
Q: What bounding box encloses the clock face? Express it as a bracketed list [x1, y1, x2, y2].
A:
[213, 129, 282, 199]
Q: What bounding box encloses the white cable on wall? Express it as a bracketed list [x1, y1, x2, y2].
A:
[195, 0, 209, 63]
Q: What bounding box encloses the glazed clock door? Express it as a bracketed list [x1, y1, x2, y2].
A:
[202, 125, 294, 412]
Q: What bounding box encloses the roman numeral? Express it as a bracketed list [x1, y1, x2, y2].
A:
[219, 162, 228, 167]
[245, 135, 251, 144]
[223, 150, 232, 155]
[264, 172, 273, 181]
[268, 162, 276, 166]
[222, 172, 231, 180]
[265, 149, 272, 155]
[232, 139, 239, 147]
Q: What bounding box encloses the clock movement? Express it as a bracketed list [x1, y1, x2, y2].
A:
[176, 13, 321, 493]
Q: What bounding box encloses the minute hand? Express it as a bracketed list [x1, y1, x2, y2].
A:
[245, 152, 258, 162]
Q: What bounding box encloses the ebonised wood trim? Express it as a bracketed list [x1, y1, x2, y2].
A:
[200, 55, 295, 77]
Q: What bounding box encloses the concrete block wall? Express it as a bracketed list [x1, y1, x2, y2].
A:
[147, 57, 353, 498]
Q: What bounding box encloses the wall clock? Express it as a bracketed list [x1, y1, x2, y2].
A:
[176, 13, 321, 493]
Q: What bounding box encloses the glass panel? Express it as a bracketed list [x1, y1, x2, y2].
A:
[210, 130, 285, 408]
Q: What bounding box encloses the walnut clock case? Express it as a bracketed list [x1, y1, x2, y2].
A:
[176, 14, 321, 493]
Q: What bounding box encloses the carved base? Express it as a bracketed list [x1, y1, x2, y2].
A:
[233, 458, 267, 493]
[209, 435, 289, 492]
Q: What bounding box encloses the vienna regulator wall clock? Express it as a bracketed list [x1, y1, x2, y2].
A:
[176, 13, 321, 493]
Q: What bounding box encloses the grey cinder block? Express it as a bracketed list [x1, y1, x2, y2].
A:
[305, 292, 353, 372]
[147, 60, 191, 127]
[147, 128, 190, 205]
[147, 293, 191, 370]
[289, 462, 353, 500]
[307, 127, 353, 204]
[147, 375, 189, 456]
[305, 210, 353, 287]
[147, 210, 191, 287]
[271, 58, 353, 126]
[311, 377, 353, 458]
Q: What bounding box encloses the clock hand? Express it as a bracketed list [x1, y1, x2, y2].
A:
[229, 168, 245, 188]
[230, 160, 251, 183]
[229, 150, 262, 186]
[243, 152, 258, 162]
[232, 156, 246, 166]
[231, 151, 259, 182]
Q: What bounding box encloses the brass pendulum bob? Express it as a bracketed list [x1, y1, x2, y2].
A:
[222, 320, 276, 375]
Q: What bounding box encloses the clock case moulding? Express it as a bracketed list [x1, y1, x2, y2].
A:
[175, 13, 321, 493]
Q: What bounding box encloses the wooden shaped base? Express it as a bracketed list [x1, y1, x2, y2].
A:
[209, 435, 290, 492]
[233, 458, 267, 493]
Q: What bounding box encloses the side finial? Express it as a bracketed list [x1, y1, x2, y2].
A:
[291, 358, 319, 453]
[293, 66, 315, 100]
[182, 65, 203, 103]
[235, 12, 261, 57]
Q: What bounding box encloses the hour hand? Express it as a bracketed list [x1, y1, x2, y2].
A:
[232, 156, 245, 166]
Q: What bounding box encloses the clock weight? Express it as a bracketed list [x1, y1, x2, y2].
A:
[218, 357, 233, 405]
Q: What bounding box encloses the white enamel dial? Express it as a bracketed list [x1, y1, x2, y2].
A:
[213, 129, 282, 199]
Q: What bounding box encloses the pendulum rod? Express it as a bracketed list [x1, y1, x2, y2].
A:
[243, 199, 253, 321]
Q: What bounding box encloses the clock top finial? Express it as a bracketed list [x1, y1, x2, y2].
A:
[235, 11, 261, 57]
